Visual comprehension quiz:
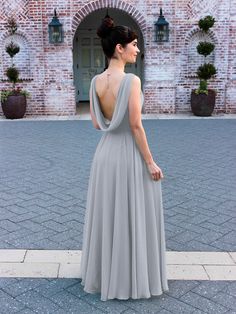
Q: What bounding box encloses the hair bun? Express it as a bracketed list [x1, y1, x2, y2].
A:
[97, 15, 114, 38]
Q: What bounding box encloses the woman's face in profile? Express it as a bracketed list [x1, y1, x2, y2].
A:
[123, 39, 140, 63]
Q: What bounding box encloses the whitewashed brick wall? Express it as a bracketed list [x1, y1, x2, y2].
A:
[0, 0, 235, 116]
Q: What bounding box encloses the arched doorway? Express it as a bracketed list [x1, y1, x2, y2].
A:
[73, 8, 144, 111]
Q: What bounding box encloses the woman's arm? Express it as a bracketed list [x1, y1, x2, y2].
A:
[90, 87, 101, 130]
[128, 75, 153, 164]
[128, 75, 164, 181]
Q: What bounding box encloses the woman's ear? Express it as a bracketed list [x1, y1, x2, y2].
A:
[116, 43, 123, 53]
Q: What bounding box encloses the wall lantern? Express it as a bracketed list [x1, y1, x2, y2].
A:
[48, 9, 63, 43]
[155, 8, 169, 42]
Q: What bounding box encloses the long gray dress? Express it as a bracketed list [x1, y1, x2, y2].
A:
[80, 73, 168, 301]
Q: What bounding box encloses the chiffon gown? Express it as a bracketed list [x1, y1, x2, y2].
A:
[80, 72, 168, 301]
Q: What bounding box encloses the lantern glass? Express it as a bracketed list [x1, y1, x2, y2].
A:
[48, 10, 63, 43]
[155, 9, 169, 42]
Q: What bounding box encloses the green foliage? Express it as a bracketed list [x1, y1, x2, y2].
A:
[6, 17, 18, 34]
[6, 41, 20, 58]
[194, 80, 208, 94]
[193, 15, 217, 94]
[197, 63, 217, 80]
[1, 17, 29, 102]
[197, 41, 215, 57]
[0, 88, 30, 103]
[6, 66, 19, 83]
[198, 15, 215, 32]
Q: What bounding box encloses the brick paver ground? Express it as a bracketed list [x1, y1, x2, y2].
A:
[0, 119, 235, 251]
[0, 278, 235, 313]
[0, 119, 236, 313]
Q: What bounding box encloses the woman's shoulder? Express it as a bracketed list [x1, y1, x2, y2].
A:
[128, 73, 141, 87]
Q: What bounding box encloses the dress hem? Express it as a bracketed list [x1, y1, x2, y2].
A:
[81, 280, 169, 302]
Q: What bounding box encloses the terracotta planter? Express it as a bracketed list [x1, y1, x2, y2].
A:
[1, 94, 27, 119]
[190, 89, 216, 116]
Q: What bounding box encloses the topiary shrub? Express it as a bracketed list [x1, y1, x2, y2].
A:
[194, 15, 217, 95]
[0, 17, 29, 103]
[198, 16, 215, 32]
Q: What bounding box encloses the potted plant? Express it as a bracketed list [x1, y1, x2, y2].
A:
[0, 17, 29, 119]
[191, 15, 217, 116]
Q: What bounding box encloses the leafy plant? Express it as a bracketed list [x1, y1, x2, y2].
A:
[6, 41, 20, 58]
[198, 15, 215, 32]
[6, 67, 19, 84]
[195, 80, 208, 95]
[197, 42, 215, 57]
[194, 15, 217, 94]
[1, 17, 29, 103]
[6, 17, 18, 35]
[0, 88, 30, 103]
[197, 63, 217, 80]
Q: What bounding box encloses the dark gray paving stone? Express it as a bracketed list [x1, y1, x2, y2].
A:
[0, 278, 18, 289]
[0, 220, 21, 232]
[207, 215, 233, 225]
[196, 231, 225, 245]
[82, 292, 129, 313]
[170, 230, 199, 244]
[180, 291, 229, 313]
[166, 281, 200, 298]
[15, 290, 64, 313]
[34, 279, 79, 298]
[16, 308, 37, 314]
[121, 309, 143, 314]
[210, 240, 236, 251]
[211, 292, 236, 311]
[0, 290, 25, 313]
[48, 290, 104, 313]
[222, 282, 236, 297]
[41, 220, 69, 232]
[31, 213, 61, 224]
[3, 279, 48, 298]
[156, 294, 198, 314]
[192, 281, 229, 299]
[118, 296, 164, 313]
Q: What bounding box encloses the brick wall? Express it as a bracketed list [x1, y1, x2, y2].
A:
[0, 0, 235, 116]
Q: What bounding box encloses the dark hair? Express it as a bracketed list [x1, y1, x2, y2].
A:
[97, 15, 138, 58]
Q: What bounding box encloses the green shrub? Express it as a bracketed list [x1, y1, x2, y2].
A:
[198, 16, 215, 32]
[6, 41, 20, 58]
[0, 89, 29, 103]
[197, 63, 217, 80]
[197, 41, 215, 57]
[1, 17, 29, 102]
[194, 15, 217, 94]
[6, 66, 19, 83]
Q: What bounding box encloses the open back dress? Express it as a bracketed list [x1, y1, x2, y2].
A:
[80, 72, 168, 301]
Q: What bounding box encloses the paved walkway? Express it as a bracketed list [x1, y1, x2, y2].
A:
[0, 250, 235, 281]
[0, 117, 236, 313]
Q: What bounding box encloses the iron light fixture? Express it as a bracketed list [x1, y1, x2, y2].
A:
[48, 9, 63, 43]
[155, 8, 169, 42]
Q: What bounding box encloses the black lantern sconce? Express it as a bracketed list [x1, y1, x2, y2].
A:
[48, 9, 63, 43]
[155, 8, 169, 42]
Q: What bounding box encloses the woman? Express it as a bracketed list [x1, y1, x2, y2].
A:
[80, 15, 169, 301]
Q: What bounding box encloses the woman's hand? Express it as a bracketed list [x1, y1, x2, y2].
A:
[146, 161, 164, 181]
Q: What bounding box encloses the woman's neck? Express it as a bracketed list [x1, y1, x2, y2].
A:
[107, 58, 125, 73]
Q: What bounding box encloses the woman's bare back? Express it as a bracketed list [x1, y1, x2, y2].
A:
[95, 70, 126, 121]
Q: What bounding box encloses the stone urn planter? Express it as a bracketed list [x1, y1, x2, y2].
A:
[190, 89, 216, 116]
[1, 94, 27, 119]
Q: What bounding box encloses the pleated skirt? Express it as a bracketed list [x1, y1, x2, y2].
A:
[80, 131, 168, 301]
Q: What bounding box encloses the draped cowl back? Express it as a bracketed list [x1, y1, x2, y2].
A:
[90, 73, 144, 131]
